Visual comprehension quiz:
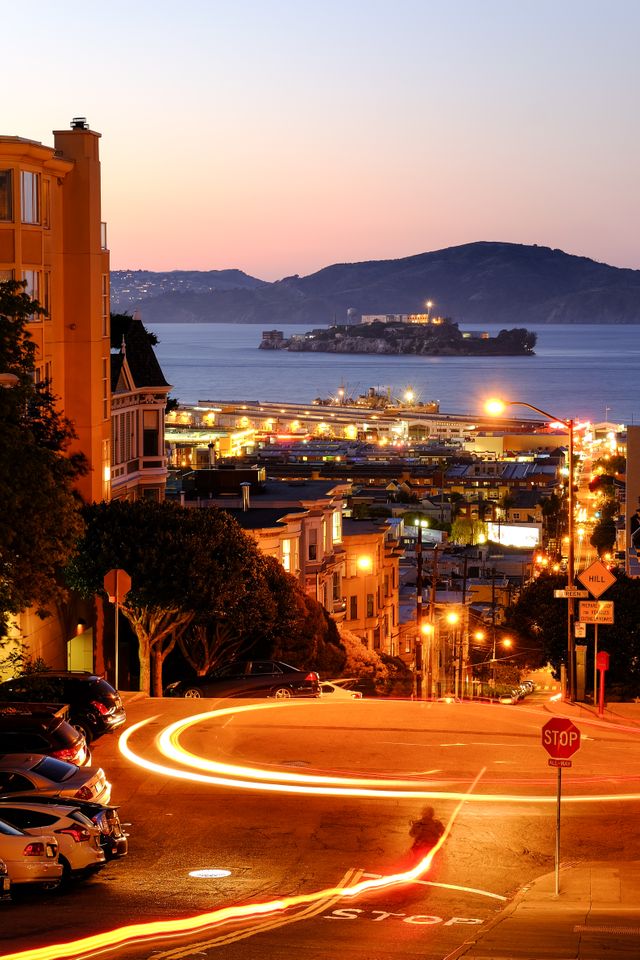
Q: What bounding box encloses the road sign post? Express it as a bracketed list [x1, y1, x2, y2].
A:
[596, 650, 610, 718]
[103, 569, 131, 689]
[541, 718, 581, 894]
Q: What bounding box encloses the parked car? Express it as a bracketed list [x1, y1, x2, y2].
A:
[164, 661, 320, 699]
[0, 755, 111, 805]
[329, 677, 378, 698]
[0, 817, 62, 893]
[0, 801, 105, 881]
[3, 795, 129, 860]
[0, 673, 126, 744]
[320, 681, 363, 700]
[0, 704, 90, 767]
[0, 857, 9, 897]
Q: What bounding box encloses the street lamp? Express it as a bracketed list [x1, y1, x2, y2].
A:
[485, 397, 576, 700]
[425, 300, 433, 321]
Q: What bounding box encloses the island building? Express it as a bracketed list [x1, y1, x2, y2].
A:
[1, 120, 170, 674]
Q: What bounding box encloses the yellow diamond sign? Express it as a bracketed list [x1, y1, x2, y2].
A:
[577, 559, 616, 598]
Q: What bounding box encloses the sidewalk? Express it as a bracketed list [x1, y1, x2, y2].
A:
[542, 697, 640, 729]
[448, 861, 640, 959]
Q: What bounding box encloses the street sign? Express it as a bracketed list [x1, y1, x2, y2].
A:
[577, 559, 616, 598]
[554, 588, 589, 599]
[578, 600, 614, 624]
[103, 568, 131, 604]
[541, 717, 581, 760]
[574, 622, 587, 638]
[548, 758, 573, 768]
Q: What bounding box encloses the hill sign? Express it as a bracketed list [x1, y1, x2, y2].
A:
[577, 559, 616, 598]
[542, 717, 581, 767]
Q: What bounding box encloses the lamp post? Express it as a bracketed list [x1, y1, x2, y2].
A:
[446, 610, 460, 697]
[486, 398, 576, 701]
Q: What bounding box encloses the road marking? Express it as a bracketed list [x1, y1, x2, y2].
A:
[574, 924, 640, 935]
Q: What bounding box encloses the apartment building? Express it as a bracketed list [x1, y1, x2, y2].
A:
[0, 119, 111, 503]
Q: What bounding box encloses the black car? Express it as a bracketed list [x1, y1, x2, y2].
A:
[0, 705, 90, 767]
[0, 673, 126, 743]
[164, 660, 320, 699]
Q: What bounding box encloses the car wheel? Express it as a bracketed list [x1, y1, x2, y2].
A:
[183, 687, 203, 699]
[73, 720, 93, 744]
[272, 687, 293, 699]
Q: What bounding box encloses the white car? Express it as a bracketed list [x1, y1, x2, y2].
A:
[0, 817, 62, 891]
[320, 681, 363, 700]
[0, 801, 105, 881]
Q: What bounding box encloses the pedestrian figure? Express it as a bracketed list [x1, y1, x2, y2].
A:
[409, 806, 444, 853]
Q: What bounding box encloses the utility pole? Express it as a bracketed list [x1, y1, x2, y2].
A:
[415, 523, 424, 699]
[427, 544, 439, 698]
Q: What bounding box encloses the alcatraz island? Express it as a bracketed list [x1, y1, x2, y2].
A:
[260, 312, 536, 357]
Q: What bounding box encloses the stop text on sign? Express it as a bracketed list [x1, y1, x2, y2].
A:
[543, 728, 579, 751]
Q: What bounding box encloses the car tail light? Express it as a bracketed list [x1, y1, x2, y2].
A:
[91, 700, 110, 715]
[52, 747, 83, 765]
[305, 672, 320, 683]
[23, 842, 46, 857]
[56, 826, 91, 843]
[74, 786, 93, 801]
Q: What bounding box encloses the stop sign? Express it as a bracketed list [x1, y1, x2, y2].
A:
[541, 717, 581, 760]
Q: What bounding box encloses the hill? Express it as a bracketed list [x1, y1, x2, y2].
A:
[110, 243, 640, 324]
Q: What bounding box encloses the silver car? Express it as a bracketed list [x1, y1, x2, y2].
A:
[0, 817, 62, 891]
[0, 755, 111, 805]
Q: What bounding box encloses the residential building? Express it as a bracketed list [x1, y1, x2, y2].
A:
[341, 518, 401, 655]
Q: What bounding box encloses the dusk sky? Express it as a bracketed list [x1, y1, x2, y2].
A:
[6, 0, 639, 279]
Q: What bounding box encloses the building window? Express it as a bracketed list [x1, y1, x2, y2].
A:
[23, 270, 41, 320]
[332, 509, 342, 543]
[41, 178, 50, 229]
[384, 574, 389, 597]
[143, 409, 159, 456]
[0, 170, 12, 221]
[101, 221, 108, 251]
[308, 527, 317, 561]
[42, 272, 51, 318]
[21, 171, 40, 224]
[102, 359, 109, 420]
[0, 269, 13, 282]
[366, 594, 374, 618]
[101, 274, 109, 337]
[282, 539, 291, 572]
[349, 596, 358, 620]
[332, 571, 340, 601]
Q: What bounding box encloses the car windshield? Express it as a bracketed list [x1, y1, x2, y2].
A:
[32, 757, 76, 782]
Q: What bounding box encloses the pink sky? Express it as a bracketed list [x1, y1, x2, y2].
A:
[4, 0, 639, 280]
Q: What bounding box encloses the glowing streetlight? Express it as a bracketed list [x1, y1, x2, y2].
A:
[357, 555, 372, 572]
[425, 299, 433, 321]
[485, 396, 576, 700]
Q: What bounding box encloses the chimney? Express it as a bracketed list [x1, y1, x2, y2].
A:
[240, 482, 251, 512]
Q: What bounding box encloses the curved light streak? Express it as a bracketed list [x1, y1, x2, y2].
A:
[0, 771, 481, 960]
[122, 713, 640, 804]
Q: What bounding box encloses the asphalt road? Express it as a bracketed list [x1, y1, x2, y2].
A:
[2, 695, 640, 960]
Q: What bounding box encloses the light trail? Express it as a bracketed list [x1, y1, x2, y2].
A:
[0, 772, 484, 960]
[121, 710, 640, 804]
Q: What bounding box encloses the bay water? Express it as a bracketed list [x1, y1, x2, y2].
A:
[146, 322, 640, 426]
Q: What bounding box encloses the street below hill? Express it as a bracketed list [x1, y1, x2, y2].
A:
[2, 695, 640, 960]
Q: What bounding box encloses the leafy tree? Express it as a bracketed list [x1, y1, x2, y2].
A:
[450, 518, 487, 545]
[0, 280, 86, 639]
[503, 573, 563, 674]
[66, 500, 267, 695]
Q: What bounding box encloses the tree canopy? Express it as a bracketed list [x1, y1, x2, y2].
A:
[66, 500, 345, 694]
[0, 280, 86, 639]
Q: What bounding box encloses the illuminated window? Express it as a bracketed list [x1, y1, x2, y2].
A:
[332, 509, 342, 543]
[0, 269, 13, 282]
[102, 358, 109, 420]
[0, 170, 12, 221]
[21, 171, 40, 224]
[282, 539, 291, 572]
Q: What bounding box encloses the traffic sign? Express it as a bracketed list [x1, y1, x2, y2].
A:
[574, 622, 586, 638]
[548, 758, 573, 768]
[554, 588, 589, 599]
[579, 600, 614, 624]
[541, 717, 581, 760]
[577, 560, 616, 598]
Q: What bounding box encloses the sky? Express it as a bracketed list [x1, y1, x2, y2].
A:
[5, 0, 639, 280]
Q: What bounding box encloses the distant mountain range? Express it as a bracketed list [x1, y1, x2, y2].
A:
[110, 242, 640, 325]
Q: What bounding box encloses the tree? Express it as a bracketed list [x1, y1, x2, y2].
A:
[0, 280, 86, 639]
[503, 573, 563, 674]
[66, 500, 268, 695]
